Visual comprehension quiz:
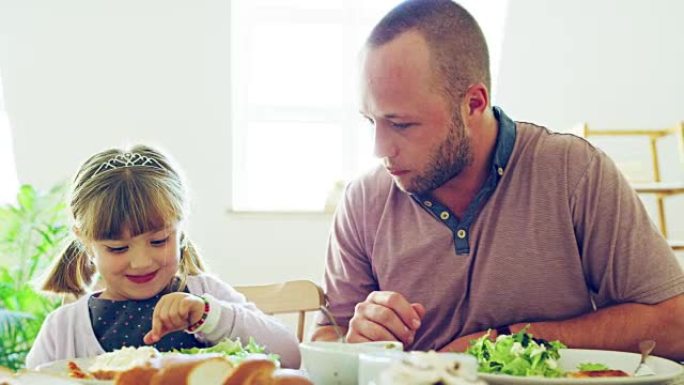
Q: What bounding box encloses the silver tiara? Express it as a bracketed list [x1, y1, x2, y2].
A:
[93, 152, 164, 176]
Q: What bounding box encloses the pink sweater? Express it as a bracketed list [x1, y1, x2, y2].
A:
[26, 274, 300, 369]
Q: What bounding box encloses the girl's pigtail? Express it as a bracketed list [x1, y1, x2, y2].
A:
[176, 234, 205, 292]
[42, 240, 96, 297]
[182, 239, 205, 275]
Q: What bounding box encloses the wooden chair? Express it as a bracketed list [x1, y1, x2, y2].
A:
[579, 122, 684, 251]
[235, 280, 325, 342]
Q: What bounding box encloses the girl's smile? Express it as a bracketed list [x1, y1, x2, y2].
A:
[126, 270, 158, 284]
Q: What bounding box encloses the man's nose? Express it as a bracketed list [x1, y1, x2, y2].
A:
[373, 124, 399, 159]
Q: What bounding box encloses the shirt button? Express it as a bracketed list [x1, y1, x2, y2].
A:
[424, 200, 433, 207]
[440, 211, 449, 220]
[497, 167, 504, 176]
[457, 229, 467, 239]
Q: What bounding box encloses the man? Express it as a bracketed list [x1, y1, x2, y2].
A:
[312, 0, 684, 360]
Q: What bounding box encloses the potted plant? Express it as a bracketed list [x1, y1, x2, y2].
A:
[0, 183, 69, 370]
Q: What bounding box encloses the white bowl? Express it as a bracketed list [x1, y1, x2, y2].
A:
[299, 341, 403, 385]
[358, 351, 478, 385]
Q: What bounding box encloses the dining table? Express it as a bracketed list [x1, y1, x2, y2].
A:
[2, 359, 682, 385]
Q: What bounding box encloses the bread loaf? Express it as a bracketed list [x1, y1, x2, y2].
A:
[150, 354, 234, 385]
[223, 357, 275, 385]
[112, 352, 312, 385]
[114, 353, 233, 385]
[113, 365, 157, 385]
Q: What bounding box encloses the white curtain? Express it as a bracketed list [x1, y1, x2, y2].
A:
[0, 70, 18, 205]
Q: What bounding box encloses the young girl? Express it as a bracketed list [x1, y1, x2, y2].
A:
[26, 145, 300, 369]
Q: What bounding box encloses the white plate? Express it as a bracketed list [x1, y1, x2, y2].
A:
[479, 349, 683, 385]
[35, 358, 113, 385]
[12, 371, 85, 385]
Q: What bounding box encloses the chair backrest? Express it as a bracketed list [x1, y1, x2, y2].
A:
[234, 280, 325, 342]
[579, 122, 684, 250]
[677, 122, 684, 168]
[579, 122, 683, 183]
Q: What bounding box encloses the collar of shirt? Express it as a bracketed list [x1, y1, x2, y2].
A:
[412, 106, 517, 254]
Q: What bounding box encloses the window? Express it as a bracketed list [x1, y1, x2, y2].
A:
[0, 73, 18, 205]
[231, 0, 508, 212]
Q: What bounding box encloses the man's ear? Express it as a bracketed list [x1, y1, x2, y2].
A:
[464, 82, 489, 117]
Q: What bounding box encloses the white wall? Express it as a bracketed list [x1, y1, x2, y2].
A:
[495, 0, 684, 247]
[496, 0, 684, 130]
[0, 0, 681, 293]
[0, 0, 331, 286]
[0, 69, 18, 203]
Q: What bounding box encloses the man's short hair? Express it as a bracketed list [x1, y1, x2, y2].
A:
[367, 0, 491, 102]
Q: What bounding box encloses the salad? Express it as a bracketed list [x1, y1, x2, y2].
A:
[174, 336, 280, 364]
[466, 327, 567, 377]
[466, 328, 626, 378]
[577, 362, 610, 372]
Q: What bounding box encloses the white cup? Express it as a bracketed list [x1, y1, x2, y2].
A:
[299, 341, 403, 385]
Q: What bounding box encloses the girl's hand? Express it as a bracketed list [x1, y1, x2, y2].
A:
[143, 292, 205, 344]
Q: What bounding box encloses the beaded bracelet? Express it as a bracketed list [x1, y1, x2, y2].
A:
[185, 295, 210, 333]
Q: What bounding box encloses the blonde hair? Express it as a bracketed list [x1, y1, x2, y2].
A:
[42, 145, 205, 296]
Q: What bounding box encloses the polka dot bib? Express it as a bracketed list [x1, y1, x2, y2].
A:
[88, 284, 206, 352]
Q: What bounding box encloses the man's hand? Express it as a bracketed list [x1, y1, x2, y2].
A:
[346, 291, 425, 346]
[143, 293, 205, 344]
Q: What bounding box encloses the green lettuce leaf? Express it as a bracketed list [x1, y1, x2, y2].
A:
[172, 337, 280, 364]
[466, 326, 567, 378]
[577, 362, 610, 371]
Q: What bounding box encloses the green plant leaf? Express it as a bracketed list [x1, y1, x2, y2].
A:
[16, 185, 36, 213]
[0, 181, 67, 370]
[0, 308, 37, 371]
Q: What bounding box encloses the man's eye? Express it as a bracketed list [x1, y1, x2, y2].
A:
[391, 122, 416, 130]
[107, 246, 128, 253]
[151, 237, 169, 246]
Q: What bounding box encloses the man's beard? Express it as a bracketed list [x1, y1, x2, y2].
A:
[403, 117, 473, 195]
